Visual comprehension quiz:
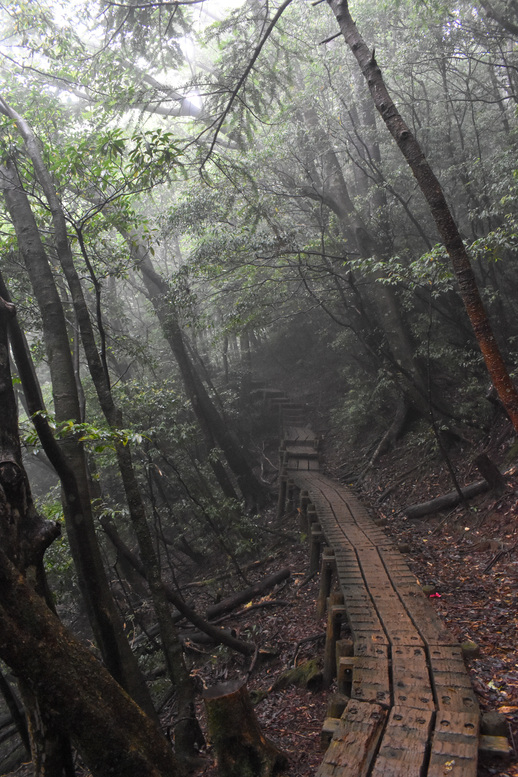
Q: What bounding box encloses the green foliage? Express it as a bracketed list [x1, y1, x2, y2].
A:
[25, 413, 148, 453]
[100, 0, 189, 67]
[330, 357, 398, 446]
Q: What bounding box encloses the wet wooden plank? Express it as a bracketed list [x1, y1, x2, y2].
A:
[398, 589, 457, 645]
[281, 460, 481, 777]
[434, 683, 479, 714]
[284, 426, 318, 445]
[353, 631, 390, 648]
[371, 706, 433, 777]
[285, 447, 319, 459]
[391, 646, 435, 710]
[428, 645, 465, 664]
[427, 711, 479, 777]
[350, 655, 391, 707]
[316, 700, 387, 777]
[355, 643, 389, 659]
[429, 646, 480, 713]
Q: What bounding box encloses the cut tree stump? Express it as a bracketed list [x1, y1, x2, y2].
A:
[203, 680, 287, 777]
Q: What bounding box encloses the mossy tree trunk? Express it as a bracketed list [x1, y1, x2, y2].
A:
[0, 556, 179, 777]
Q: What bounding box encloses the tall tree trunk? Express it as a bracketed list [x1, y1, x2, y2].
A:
[131, 243, 265, 507]
[327, 0, 518, 432]
[0, 297, 73, 777]
[0, 163, 155, 719]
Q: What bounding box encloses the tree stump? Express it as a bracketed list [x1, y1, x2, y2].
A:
[203, 680, 287, 777]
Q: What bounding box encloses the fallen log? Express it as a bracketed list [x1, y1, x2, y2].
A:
[404, 480, 489, 519]
[205, 568, 291, 620]
[182, 556, 278, 589]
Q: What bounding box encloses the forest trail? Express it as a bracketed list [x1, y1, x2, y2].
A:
[267, 389, 482, 777]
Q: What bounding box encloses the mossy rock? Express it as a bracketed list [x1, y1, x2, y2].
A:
[461, 640, 481, 659]
[249, 689, 269, 705]
[271, 659, 323, 692]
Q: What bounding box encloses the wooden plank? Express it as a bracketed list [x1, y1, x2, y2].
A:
[427, 711, 479, 777]
[346, 603, 380, 619]
[342, 587, 372, 600]
[283, 451, 481, 777]
[370, 706, 433, 777]
[398, 590, 457, 645]
[389, 631, 424, 648]
[428, 645, 464, 663]
[361, 589, 423, 648]
[429, 645, 479, 713]
[316, 700, 387, 777]
[252, 388, 286, 402]
[355, 643, 389, 659]
[347, 612, 385, 638]
[354, 631, 390, 647]
[284, 427, 317, 445]
[434, 684, 479, 714]
[391, 646, 435, 710]
[285, 447, 319, 459]
[350, 655, 391, 706]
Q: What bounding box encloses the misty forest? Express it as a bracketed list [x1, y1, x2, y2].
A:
[0, 0, 518, 775]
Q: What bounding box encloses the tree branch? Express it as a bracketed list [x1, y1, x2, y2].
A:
[203, 0, 294, 162]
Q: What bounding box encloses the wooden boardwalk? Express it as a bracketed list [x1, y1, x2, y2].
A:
[268, 394, 482, 777]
